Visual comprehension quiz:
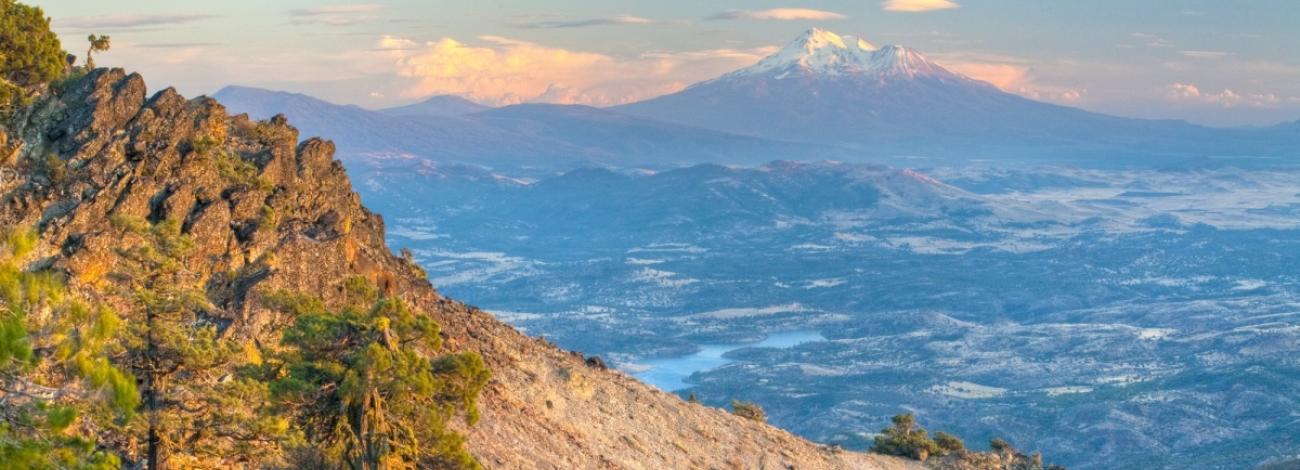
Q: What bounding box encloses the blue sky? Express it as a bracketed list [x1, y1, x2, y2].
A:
[33, 0, 1300, 126]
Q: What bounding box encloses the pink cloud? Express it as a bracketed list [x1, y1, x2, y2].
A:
[708, 9, 848, 21]
[381, 36, 772, 106]
[943, 60, 1085, 104]
[882, 0, 960, 13]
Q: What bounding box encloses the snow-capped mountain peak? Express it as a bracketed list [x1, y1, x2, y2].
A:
[724, 28, 957, 81]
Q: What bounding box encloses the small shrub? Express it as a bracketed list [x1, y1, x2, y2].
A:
[258, 204, 279, 232]
[871, 413, 941, 461]
[191, 136, 220, 156]
[192, 136, 272, 191]
[214, 150, 272, 190]
[29, 152, 66, 184]
[935, 431, 965, 453]
[730, 400, 765, 423]
[990, 437, 1013, 454]
[109, 213, 149, 234]
[49, 67, 86, 94]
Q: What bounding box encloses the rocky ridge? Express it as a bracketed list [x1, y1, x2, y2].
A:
[0, 68, 928, 469]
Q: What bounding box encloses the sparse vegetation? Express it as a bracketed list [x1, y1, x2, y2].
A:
[400, 246, 427, 279]
[258, 204, 279, 232]
[32, 152, 65, 184]
[872, 413, 942, 461]
[191, 136, 273, 190]
[730, 400, 765, 423]
[990, 437, 1012, 454]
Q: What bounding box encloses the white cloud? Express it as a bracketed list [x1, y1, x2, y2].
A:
[518, 15, 657, 29]
[882, 0, 960, 13]
[380, 36, 772, 106]
[1167, 83, 1289, 107]
[288, 4, 384, 15]
[708, 8, 848, 21]
[1130, 32, 1173, 48]
[1180, 50, 1233, 59]
[56, 13, 219, 31]
[288, 4, 384, 26]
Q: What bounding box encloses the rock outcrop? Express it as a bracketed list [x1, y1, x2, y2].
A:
[0, 69, 925, 469]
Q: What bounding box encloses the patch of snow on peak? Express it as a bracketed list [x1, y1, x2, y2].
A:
[719, 28, 956, 81]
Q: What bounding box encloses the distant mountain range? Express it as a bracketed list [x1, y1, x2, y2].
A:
[215, 29, 1299, 169]
[379, 94, 490, 117]
[213, 87, 824, 168]
[616, 28, 1296, 163]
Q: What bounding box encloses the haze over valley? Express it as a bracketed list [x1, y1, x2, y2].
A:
[14, 2, 1300, 467]
[214, 27, 1300, 469]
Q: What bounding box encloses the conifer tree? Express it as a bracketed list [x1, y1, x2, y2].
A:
[112, 217, 258, 469]
[0, 0, 67, 110]
[84, 34, 110, 69]
[266, 279, 491, 469]
[0, 227, 137, 469]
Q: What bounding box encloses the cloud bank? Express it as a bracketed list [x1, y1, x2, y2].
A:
[380, 36, 772, 106]
[1167, 83, 1295, 107]
[940, 56, 1084, 104]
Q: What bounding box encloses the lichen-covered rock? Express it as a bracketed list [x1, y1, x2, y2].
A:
[0, 69, 924, 469]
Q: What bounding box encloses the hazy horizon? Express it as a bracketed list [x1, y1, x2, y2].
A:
[30, 0, 1300, 127]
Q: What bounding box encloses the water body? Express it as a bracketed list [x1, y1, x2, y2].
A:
[634, 330, 825, 391]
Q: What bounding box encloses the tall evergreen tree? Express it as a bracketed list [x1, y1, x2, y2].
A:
[111, 217, 256, 469]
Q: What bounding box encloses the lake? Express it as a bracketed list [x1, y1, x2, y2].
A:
[633, 330, 826, 391]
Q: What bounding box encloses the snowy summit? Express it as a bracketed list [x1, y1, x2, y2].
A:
[726, 28, 956, 81]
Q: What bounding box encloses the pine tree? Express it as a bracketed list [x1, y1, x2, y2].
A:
[266, 279, 490, 469]
[0, 0, 67, 110]
[0, 227, 137, 469]
[84, 35, 110, 69]
[111, 217, 268, 469]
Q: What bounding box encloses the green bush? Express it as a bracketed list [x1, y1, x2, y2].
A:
[935, 431, 965, 453]
[0, 0, 66, 110]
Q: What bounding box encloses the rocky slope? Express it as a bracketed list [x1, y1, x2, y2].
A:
[0, 68, 929, 468]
